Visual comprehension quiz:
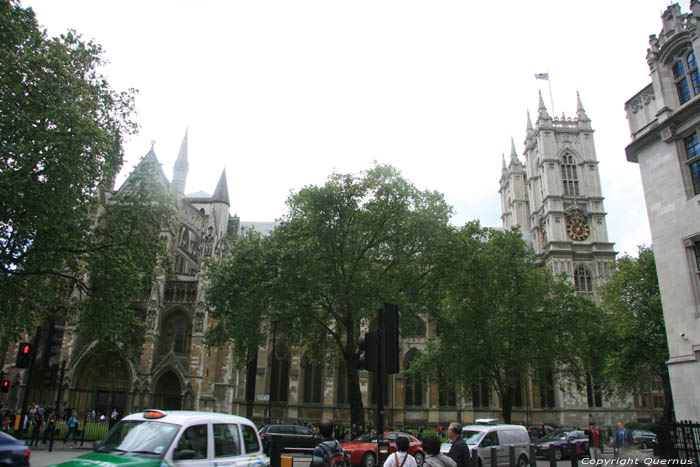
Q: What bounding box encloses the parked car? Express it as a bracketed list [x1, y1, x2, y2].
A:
[632, 430, 658, 450]
[527, 425, 555, 440]
[48, 410, 269, 467]
[342, 432, 425, 467]
[440, 423, 531, 467]
[258, 424, 321, 455]
[0, 431, 30, 467]
[534, 429, 589, 460]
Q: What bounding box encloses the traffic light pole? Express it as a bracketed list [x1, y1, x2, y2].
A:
[375, 307, 385, 465]
[17, 325, 41, 439]
[49, 360, 66, 453]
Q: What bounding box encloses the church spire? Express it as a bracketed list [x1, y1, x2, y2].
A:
[537, 90, 552, 124]
[576, 91, 590, 123]
[213, 168, 230, 206]
[510, 137, 521, 165]
[172, 128, 189, 197]
[502, 153, 507, 172]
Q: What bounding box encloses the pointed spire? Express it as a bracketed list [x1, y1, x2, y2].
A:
[537, 90, 551, 123]
[526, 111, 534, 132]
[501, 153, 507, 171]
[510, 137, 521, 165]
[172, 128, 189, 197]
[576, 91, 590, 121]
[177, 128, 188, 163]
[213, 168, 230, 205]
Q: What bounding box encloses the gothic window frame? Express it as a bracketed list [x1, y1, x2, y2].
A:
[682, 132, 700, 197]
[574, 265, 593, 294]
[471, 380, 490, 408]
[161, 309, 193, 355]
[682, 235, 700, 316]
[269, 346, 290, 403]
[336, 361, 349, 405]
[672, 49, 700, 105]
[560, 152, 580, 196]
[403, 351, 423, 407]
[301, 355, 323, 404]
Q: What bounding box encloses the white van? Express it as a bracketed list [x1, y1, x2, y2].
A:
[440, 423, 531, 467]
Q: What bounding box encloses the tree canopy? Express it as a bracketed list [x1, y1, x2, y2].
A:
[206, 164, 453, 426]
[0, 3, 170, 360]
[412, 223, 591, 423]
[600, 246, 674, 421]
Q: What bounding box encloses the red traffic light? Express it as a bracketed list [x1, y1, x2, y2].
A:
[21, 344, 31, 354]
[1, 380, 9, 393]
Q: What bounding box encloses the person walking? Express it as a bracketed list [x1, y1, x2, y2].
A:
[29, 413, 42, 447]
[446, 423, 470, 467]
[42, 415, 56, 444]
[64, 411, 79, 445]
[584, 422, 603, 461]
[109, 408, 118, 429]
[311, 419, 348, 467]
[384, 436, 417, 467]
[614, 421, 634, 460]
[423, 435, 457, 467]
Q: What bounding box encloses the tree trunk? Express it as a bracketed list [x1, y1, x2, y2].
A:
[660, 366, 675, 422]
[347, 352, 365, 428]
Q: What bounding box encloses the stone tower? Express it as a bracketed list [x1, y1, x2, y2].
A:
[500, 92, 616, 302]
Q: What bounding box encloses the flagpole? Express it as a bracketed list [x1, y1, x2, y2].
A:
[547, 71, 555, 117]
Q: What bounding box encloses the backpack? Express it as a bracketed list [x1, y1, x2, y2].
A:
[314, 440, 349, 467]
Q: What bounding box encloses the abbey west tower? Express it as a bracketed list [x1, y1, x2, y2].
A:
[500, 92, 616, 302]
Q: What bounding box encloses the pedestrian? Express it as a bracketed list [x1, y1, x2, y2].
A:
[384, 436, 418, 467]
[29, 413, 42, 446]
[614, 421, 634, 460]
[423, 435, 457, 467]
[584, 422, 603, 461]
[109, 408, 118, 429]
[417, 427, 424, 441]
[446, 423, 470, 467]
[42, 415, 56, 443]
[436, 425, 443, 440]
[64, 411, 79, 444]
[310, 419, 348, 467]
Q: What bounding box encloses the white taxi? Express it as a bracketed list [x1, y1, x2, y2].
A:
[50, 410, 270, 467]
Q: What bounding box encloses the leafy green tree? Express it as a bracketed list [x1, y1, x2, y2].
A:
[206, 164, 453, 427]
[0, 2, 170, 361]
[600, 246, 674, 421]
[413, 223, 588, 423]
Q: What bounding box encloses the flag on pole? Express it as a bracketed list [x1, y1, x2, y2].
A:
[534, 72, 549, 80]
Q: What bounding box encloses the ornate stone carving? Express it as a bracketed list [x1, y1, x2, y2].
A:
[146, 308, 158, 331]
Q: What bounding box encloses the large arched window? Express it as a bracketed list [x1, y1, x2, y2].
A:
[336, 361, 349, 404]
[472, 381, 490, 408]
[673, 50, 700, 105]
[302, 357, 322, 403]
[270, 348, 290, 402]
[574, 266, 593, 293]
[404, 352, 423, 407]
[561, 153, 579, 196]
[161, 311, 192, 355]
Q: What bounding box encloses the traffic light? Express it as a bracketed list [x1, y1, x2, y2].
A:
[1, 380, 9, 393]
[42, 321, 65, 369]
[358, 332, 377, 371]
[381, 303, 399, 374]
[15, 343, 32, 368]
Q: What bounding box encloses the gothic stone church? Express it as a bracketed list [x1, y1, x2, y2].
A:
[2, 98, 663, 426]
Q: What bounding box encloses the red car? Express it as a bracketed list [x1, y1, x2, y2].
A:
[341, 432, 425, 467]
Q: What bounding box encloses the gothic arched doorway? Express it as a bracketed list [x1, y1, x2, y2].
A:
[154, 371, 182, 410]
[72, 355, 131, 420]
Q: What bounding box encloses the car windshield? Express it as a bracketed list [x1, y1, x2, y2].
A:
[540, 430, 570, 441]
[96, 420, 181, 457]
[462, 430, 486, 445]
[355, 434, 377, 442]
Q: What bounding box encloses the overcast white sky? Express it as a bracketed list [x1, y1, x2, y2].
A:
[23, 0, 683, 256]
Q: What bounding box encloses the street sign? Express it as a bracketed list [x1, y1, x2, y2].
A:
[258, 394, 270, 401]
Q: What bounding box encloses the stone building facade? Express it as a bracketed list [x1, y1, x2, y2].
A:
[625, 2, 700, 421]
[2, 106, 665, 426]
[499, 93, 664, 425]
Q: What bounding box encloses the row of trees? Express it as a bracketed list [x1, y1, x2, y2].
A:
[204, 164, 674, 424]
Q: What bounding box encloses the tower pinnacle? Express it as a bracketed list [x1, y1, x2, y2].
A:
[576, 91, 590, 122]
[537, 90, 552, 123]
[172, 128, 189, 197]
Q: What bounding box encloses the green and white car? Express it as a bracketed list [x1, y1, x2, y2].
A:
[49, 410, 270, 467]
